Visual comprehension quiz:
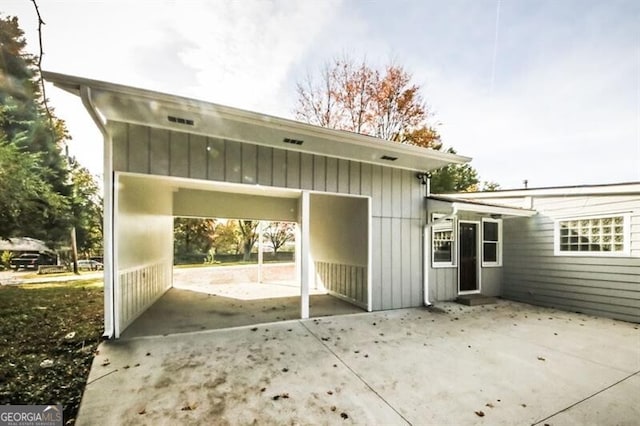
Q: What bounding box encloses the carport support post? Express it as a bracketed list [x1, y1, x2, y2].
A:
[300, 192, 311, 319]
[257, 221, 263, 284]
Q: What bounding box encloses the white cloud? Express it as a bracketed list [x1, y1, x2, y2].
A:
[142, 1, 344, 116]
[3, 0, 343, 174]
[426, 32, 640, 189]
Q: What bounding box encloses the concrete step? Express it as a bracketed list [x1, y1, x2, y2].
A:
[455, 294, 498, 306]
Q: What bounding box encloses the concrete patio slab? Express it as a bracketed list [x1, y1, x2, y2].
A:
[77, 300, 639, 425]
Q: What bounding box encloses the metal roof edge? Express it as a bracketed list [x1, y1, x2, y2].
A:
[440, 181, 640, 199]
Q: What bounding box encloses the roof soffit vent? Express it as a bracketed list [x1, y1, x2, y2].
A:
[283, 137, 303, 145]
[167, 115, 195, 126]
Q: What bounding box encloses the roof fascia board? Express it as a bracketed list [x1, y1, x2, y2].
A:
[450, 201, 536, 217]
[44, 71, 470, 172]
[444, 184, 640, 199]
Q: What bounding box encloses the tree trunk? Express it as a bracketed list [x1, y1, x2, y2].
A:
[242, 242, 252, 261]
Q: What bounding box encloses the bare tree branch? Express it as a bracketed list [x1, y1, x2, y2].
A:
[29, 0, 55, 139]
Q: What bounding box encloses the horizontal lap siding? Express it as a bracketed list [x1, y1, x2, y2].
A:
[503, 197, 640, 322]
[110, 122, 427, 312]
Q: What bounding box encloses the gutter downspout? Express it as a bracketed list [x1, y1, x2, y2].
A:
[80, 86, 114, 339]
[424, 177, 431, 307]
[423, 225, 431, 307]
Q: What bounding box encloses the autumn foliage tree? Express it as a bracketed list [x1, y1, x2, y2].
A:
[296, 56, 441, 149]
[295, 55, 486, 192]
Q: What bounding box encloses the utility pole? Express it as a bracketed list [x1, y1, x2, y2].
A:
[70, 226, 79, 274]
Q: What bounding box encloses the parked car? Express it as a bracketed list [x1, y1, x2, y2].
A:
[77, 259, 103, 271]
[10, 253, 56, 271]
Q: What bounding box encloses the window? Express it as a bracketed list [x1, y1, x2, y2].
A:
[556, 215, 629, 256]
[482, 218, 502, 267]
[432, 213, 455, 267]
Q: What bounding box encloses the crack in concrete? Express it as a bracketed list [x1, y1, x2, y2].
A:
[531, 369, 640, 425]
[299, 319, 412, 425]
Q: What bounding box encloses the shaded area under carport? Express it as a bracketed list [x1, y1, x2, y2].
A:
[121, 286, 363, 339]
[120, 264, 365, 339]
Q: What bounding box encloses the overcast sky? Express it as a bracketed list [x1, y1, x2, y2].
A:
[4, 0, 640, 189]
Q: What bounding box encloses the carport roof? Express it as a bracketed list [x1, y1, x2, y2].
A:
[44, 71, 470, 173]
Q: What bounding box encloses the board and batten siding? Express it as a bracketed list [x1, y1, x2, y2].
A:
[109, 121, 427, 311]
[500, 194, 640, 323]
[426, 199, 503, 301]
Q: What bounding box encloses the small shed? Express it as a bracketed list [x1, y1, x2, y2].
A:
[44, 72, 470, 338]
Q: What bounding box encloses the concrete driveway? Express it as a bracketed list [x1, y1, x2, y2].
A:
[77, 300, 639, 425]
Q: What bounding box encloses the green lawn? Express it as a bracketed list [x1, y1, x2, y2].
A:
[0, 279, 104, 424]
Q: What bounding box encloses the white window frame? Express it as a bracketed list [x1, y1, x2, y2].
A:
[431, 213, 456, 268]
[481, 218, 502, 267]
[554, 213, 631, 257]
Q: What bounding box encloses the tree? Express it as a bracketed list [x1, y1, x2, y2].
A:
[0, 137, 68, 239]
[264, 222, 295, 254]
[173, 218, 216, 259]
[294, 55, 492, 191]
[238, 220, 258, 261]
[0, 15, 73, 245]
[295, 55, 441, 149]
[68, 159, 103, 257]
[481, 181, 501, 192]
[428, 148, 479, 193]
[211, 220, 241, 255]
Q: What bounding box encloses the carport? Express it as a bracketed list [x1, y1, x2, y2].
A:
[111, 153, 373, 339]
[45, 72, 469, 339]
[116, 172, 370, 337]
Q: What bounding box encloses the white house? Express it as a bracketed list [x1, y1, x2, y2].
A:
[44, 72, 639, 338]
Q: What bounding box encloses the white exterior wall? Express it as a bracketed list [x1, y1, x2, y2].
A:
[109, 121, 427, 318]
[115, 174, 173, 336]
[310, 193, 369, 308]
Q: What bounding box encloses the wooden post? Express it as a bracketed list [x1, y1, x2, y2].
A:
[257, 221, 264, 283]
[300, 192, 310, 319]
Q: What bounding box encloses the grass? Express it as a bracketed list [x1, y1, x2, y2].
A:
[0, 279, 104, 424]
[12, 270, 101, 280]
